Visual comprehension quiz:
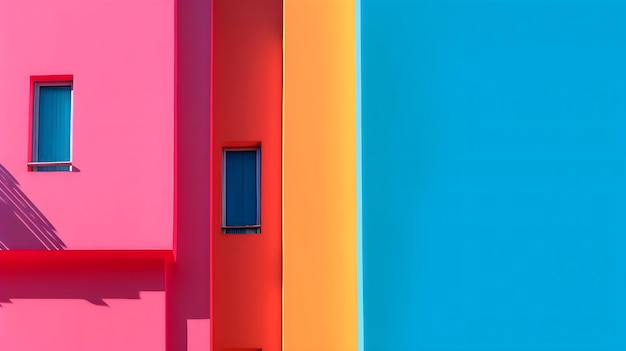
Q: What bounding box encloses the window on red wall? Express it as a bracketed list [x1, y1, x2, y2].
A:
[29, 79, 74, 172]
[222, 148, 261, 234]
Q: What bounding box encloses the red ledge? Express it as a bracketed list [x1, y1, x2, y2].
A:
[0, 250, 174, 263]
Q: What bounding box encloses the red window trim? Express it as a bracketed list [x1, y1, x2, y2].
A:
[28, 75, 74, 171]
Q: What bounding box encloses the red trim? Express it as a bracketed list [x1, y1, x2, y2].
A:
[0, 249, 174, 263]
[27, 77, 35, 169]
[31, 74, 73, 83]
[27, 74, 74, 171]
[221, 141, 262, 148]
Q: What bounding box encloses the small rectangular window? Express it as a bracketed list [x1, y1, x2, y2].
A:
[222, 148, 260, 234]
[30, 80, 73, 172]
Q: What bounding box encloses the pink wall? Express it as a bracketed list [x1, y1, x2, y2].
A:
[0, 260, 165, 351]
[0, 0, 175, 349]
[0, 0, 175, 250]
[0, 0, 217, 350]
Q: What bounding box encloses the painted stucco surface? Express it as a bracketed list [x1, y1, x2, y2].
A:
[283, 1, 358, 350]
[167, 0, 212, 349]
[211, 0, 283, 349]
[0, 0, 174, 250]
[0, 1, 174, 350]
[362, 1, 626, 350]
[0, 260, 165, 351]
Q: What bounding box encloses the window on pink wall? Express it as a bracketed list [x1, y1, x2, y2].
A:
[28, 76, 74, 172]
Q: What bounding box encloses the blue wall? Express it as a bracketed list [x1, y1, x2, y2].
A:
[361, 1, 626, 349]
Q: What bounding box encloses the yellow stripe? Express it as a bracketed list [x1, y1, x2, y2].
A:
[283, 0, 358, 350]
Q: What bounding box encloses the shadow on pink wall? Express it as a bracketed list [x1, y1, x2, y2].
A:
[166, 0, 211, 350]
[0, 260, 164, 307]
[0, 164, 165, 314]
[0, 164, 65, 250]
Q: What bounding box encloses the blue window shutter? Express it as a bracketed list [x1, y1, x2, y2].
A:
[225, 150, 258, 226]
[37, 86, 71, 171]
[241, 150, 258, 225]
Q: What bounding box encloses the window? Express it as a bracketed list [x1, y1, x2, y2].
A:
[29, 79, 73, 172]
[222, 148, 260, 234]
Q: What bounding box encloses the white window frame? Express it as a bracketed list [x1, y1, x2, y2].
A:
[29, 81, 74, 171]
[222, 148, 261, 234]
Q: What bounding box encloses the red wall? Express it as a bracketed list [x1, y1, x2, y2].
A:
[211, 0, 283, 350]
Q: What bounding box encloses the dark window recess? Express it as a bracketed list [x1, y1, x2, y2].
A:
[222, 149, 260, 234]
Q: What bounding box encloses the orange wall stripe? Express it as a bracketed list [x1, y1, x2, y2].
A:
[283, 0, 358, 350]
